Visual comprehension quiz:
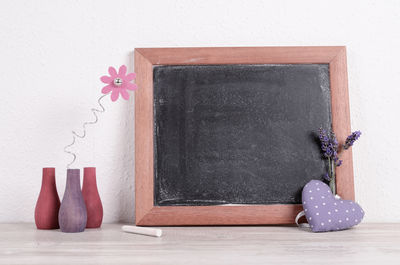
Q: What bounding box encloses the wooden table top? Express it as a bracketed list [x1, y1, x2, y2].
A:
[1, 223, 399, 265]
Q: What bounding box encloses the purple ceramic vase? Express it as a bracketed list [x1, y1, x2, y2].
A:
[58, 169, 87, 233]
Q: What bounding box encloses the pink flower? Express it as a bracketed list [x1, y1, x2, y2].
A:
[100, 65, 137, 102]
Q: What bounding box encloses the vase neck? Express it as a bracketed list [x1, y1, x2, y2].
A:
[83, 167, 97, 186]
[41, 168, 56, 188]
[66, 169, 81, 191]
[84, 167, 96, 177]
[83, 175, 97, 186]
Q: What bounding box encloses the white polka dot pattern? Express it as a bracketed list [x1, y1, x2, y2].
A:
[301, 180, 364, 232]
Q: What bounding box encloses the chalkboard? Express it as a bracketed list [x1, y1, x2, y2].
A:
[153, 64, 332, 206]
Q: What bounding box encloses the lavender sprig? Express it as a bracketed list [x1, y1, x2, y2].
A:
[319, 128, 342, 167]
[319, 127, 341, 194]
[344, 131, 362, 150]
[318, 127, 362, 194]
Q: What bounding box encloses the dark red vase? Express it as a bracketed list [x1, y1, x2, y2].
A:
[35, 168, 60, 229]
[82, 167, 103, 228]
[59, 169, 87, 233]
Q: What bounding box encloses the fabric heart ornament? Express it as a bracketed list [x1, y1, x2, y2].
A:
[299, 180, 364, 232]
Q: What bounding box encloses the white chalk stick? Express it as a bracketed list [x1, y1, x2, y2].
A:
[121, 225, 162, 237]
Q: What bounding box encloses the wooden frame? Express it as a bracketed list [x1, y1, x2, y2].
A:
[134, 47, 353, 226]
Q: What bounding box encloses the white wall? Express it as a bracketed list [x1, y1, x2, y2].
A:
[1, 0, 399, 223]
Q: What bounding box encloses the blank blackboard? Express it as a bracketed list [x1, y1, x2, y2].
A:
[153, 64, 332, 206]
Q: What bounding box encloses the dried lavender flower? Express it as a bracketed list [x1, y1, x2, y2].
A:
[344, 131, 362, 150]
[323, 173, 331, 182]
[319, 128, 340, 164]
[330, 133, 341, 167]
[319, 128, 331, 157]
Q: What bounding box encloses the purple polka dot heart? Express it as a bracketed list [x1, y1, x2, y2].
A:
[302, 180, 364, 232]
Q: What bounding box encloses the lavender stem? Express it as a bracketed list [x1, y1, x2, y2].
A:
[329, 158, 336, 194]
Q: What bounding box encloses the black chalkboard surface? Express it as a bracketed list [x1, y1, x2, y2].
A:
[153, 64, 332, 206]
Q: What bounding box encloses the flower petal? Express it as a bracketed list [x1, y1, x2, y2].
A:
[100, 75, 112, 84]
[120, 89, 130, 100]
[119, 65, 127, 76]
[101, 85, 113, 94]
[110, 89, 120, 102]
[126, 83, 137, 91]
[125, 73, 136, 81]
[108, 66, 117, 77]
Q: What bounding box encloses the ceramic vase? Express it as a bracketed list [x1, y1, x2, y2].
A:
[82, 167, 103, 228]
[58, 169, 87, 233]
[35, 168, 60, 229]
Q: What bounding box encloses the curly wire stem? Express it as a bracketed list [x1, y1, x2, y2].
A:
[64, 94, 108, 168]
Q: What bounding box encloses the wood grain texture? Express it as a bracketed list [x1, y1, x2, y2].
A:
[1, 223, 400, 265]
[139, 205, 304, 226]
[134, 50, 154, 224]
[135, 46, 343, 65]
[134, 46, 353, 226]
[329, 48, 355, 200]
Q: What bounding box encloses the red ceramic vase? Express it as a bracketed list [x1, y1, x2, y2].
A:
[34, 168, 60, 229]
[82, 167, 103, 228]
